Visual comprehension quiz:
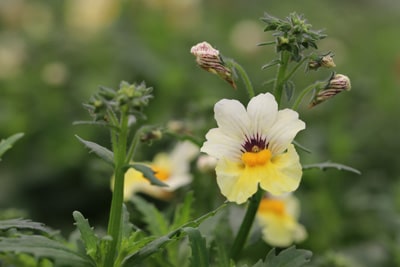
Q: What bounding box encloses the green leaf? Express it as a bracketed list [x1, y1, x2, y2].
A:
[72, 211, 98, 260]
[303, 161, 361, 175]
[170, 192, 194, 229]
[261, 59, 280, 70]
[121, 202, 227, 266]
[183, 227, 209, 267]
[0, 235, 94, 267]
[75, 135, 114, 165]
[131, 196, 170, 236]
[259, 246, 312, 267]
[128, 163, 168, 187]
[0, 133, 24, 160]
[0, 218, 56, 236]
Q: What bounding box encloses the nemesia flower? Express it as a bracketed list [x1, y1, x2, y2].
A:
[190, 41, 236, 88]
[112, 141, 199, 200]
[201, 93, 305, 204]
[309, 73, 351, 108]
[256, 194, 307, 247]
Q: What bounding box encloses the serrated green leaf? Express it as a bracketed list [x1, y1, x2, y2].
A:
[75, 135, 114, 165]
[183, 227, 208, 267]
[262, 246, 312, 267]
[170, 192, 194, 229]
[122, 202, 227, 266]
[131, 196, 170, 236]
[128, 163, 168, 187]
[0, 235, 94, 267]
[261, 59, 280, 70]
[0, 218, 56, 236]
[303, 161, 361, 175]
[72, 211, 98, 260]
[0, 133, 24, 160]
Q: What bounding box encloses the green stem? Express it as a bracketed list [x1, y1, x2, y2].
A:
[273, 51, 290, 104]
[230, 187, 264, 260]
[104, 111, 129, 267]
[284, 56, 308, 82]
[226, 59, 255, 98]
[292, 81, 325, 110]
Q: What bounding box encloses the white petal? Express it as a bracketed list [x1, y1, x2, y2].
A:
[267, 109, 305, 155]
[170, 141, 199, 171]
[247, 93, 278, 136]
[214, 98, 250, 140]
[201, 128, 243, 161]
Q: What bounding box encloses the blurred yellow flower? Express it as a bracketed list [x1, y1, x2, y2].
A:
[201, 93, 305, 204]
[256, 194, 307, 247]
[113, 141, 199, 200]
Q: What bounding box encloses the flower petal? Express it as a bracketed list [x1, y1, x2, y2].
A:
[215, 159, 259, 204]
[247, 93, 278, 136]
[267, 109, 305, 155]
[201, 128, 243, 161]
[259, 144, 302, 195]
[214, 98, 250, 140]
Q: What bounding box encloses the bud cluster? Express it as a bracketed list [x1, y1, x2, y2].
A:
[261, 12, 326, 61]
[84, 81, 153, 122]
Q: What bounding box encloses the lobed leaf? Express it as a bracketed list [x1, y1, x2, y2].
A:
[0, 235, 94, 267]
[259, 246, 312, 267]
[75, 135, 114, 165]
[183, 227, 209, 267]
[72, 211, 98, 260]
[0, 218, 56, 236]
[128, 163, 168, 187]
[303, 161, 361, 175]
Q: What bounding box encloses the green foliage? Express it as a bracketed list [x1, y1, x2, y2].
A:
[128, 163, 168, 187]
[183, 227, 209, 267]
[303, 161, 361, 175]
[0, 218, 56, 236]
[75, 135, 114, 166]
[0, 133, 24, 161]
[72, 211, 99, 261]
[253, 246, 312, 267]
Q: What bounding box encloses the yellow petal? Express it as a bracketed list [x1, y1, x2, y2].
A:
[259, 144, 302, 195]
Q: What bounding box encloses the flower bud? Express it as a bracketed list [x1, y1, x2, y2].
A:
[308, 52, 336, 71]
[309, 73, 351, 108]
[190, 41, 236, 88]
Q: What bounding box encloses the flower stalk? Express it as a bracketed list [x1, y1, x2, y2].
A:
[104, 111, 129, 267]
[230, 187, 264, 260]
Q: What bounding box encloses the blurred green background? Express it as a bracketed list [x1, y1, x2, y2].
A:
[1, 0, 400, 266]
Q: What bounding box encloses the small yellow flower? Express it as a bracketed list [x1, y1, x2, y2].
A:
[201, 93, 305, 204]
[256, 194, 307, 247]
[113, 141, 199, 200]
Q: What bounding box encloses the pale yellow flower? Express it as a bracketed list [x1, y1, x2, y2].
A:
[256, 194, 307, 247]
[201, 93, 305, 204]
[115, 141, 199, 200]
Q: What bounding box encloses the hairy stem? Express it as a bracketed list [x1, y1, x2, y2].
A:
[292, 81, 325, 110]
[230, 187, 264, 260]
[226, 59, 255, 98]
[273, 51, 290, 105]
[104, 111, 129, 267]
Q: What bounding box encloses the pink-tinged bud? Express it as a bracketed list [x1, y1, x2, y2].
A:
[190, 41, 236, 89]
[309, 73, 351, 108]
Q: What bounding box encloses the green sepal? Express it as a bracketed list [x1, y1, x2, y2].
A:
[75, 135, 114, 165]
[261, 59, 281, 70]
[183, 227, 209, 267]
[302, 161, 361, 175]
[127, 163, 168, 187]
[0, 133, 24, 160]
[72, 211, 98, 260]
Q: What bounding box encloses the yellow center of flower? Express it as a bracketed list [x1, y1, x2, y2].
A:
[259, 198, 286, 216]
[152, 166, 170, 181]
[241, 146, 272, 167]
